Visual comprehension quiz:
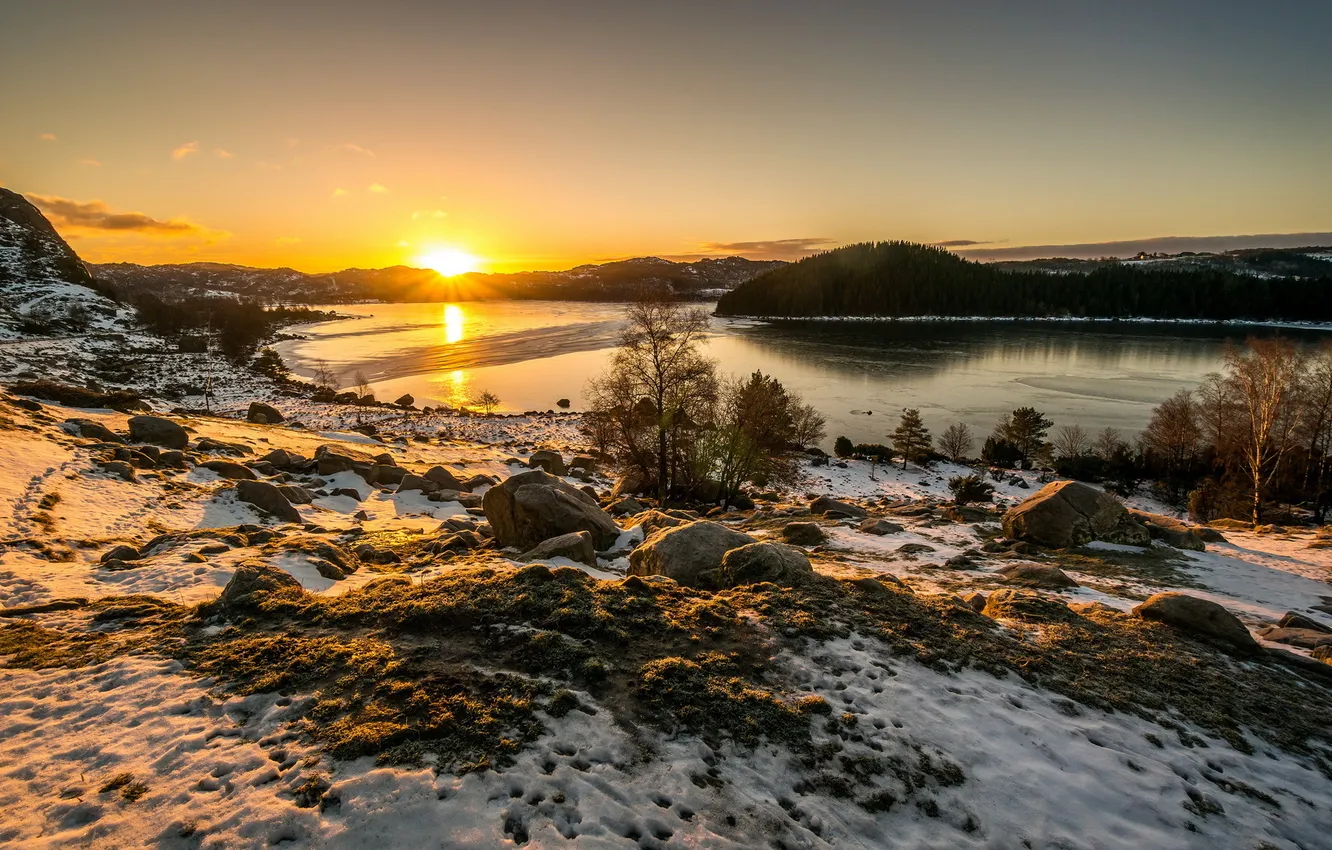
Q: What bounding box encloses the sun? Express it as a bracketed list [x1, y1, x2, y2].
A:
[416, 247, 482, 277]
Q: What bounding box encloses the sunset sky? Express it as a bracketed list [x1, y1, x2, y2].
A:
[2, 1, 1329, 273]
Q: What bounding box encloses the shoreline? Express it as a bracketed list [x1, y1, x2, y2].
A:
[714, 313, 1332, 330]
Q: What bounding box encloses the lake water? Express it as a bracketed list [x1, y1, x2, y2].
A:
[273, 301, 1331, 449]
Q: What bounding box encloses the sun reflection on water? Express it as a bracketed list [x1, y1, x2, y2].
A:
[443, 304, 464, 343]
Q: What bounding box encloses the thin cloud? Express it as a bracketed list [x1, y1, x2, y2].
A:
[27, 193, 217, 237]
[332, 188, 349, 197]
[171, 141, 200, 160]
[368, 183, 388, 193]
[39, 132, 57, 142]
[677, 237, 837, 261]
[933, 239, 983, 247]
[338, 143, 376, 157]
[214, 148, 234, 159]
[411, 209, 448, 220]
[78, 158, 102, 167]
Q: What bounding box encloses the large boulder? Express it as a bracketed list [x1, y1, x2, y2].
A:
[527, 450, 567, 476]
[627, 510, 687, 535]
[277, 484, 314, 505]
[810, 496, 867, 518]
[314, 444, 378, 476]
[517, 531, 597, 567]
[1128, 510, 1206, 551]
[246, 402, 285, 424]
[218, 562, 303, 608]
[236, 479, 303, 523]
[66, 418, 123, 443]
[1002, 481, 1149, 549]
[397, 473, 440, 494]
[859, 518, 905, 536]
[713, 542, 812, 588]
[1132, 592, 1258, 652]
[627, 520, 756, 587]
[482, 469, 621, 550]
[982, 589, 1082, 624]
[128, 415, 188, 449]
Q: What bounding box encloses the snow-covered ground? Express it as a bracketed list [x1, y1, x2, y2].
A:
[1, 394, 1330, 848]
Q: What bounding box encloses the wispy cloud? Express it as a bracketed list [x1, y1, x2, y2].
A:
[214, 148, 234, 159]
[675, 237, 837, 261]
[338, 143, 376, 157]
[27, 193, 220, 238]
[78, 158, 102, 167]
[38, 132, 57, 142]
[933, 239, 983, 247]
[332, 188, 349, 197]
[368, 183, 388, 193]
[171, 141, 200, 160]
[411, 209, 448, 220]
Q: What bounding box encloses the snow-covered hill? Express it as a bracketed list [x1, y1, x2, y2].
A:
[0, 189, 126, 340]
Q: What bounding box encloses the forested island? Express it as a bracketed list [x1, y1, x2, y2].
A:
[714, 241, 1332, 322]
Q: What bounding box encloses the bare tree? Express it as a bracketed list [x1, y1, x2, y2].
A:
[1052, 424, 1091, 459]
[936, 422, 974, 462]
[1140, 389, 1202, 475]
[1093, 427, 1125, 461]
[1225, 339, 1308, 524]
[585, 293, 717, 501]
[311, 359, 339, 391]
[1297, 341, 1332, 522]
[351, 370, 373, 400]
[472, 390, 501, 415]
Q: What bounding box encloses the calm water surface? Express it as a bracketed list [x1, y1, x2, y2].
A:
[274, 302, 1332, 449]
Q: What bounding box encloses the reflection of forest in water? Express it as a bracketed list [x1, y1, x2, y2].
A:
[724, 320, 1329, 384]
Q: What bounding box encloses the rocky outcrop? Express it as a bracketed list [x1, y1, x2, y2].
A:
[236, 479, 302, 523]
[1002, 481, 1149, 549]
[1132, 592, 1258, 652]
[712, 542, 812, 588]
[627, 520, 756, 587]
[482, 469, 621, 550]
[128, 415, 188, 449]
[517, 531, 597, 566]
[247, 402, 285, 424]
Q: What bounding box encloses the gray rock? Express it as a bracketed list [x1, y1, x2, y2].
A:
[611, 496, 648, 516]
[277, 485, 314, 505]
[961, 591, 987, 611]
[424, 465, 464, 490]
[570, 456, 597, 473]
[67, 418, 123, 443]
[518, 531, 597, 566]
[1133, 592, 1258, 652]
[781, 521, 827, 546]
[373, 464, 407, 485]
[202, 459, 257, 480]
[1256, 627, 1332, 649]
[394, 393, 415, 407]
[998, 563, 1078, 588]
[246, 402, 285, 424]
[258, 448, 301, 469]
[1277, 612, 1332, 633]
[628, 510, 687, 535]
[713, 542, 812, 588]
[100, 544, 139, 563]
[1128, 509, 1206, 551]
[236, 479, 303, 523]
[218, 562, 302, 607]
[527, 450, 567, 476]
[100, 460, 136, 481]
[1002, 481, 1149, 549]
[128, 415, 188, 449]
[859, 518, 905, 536]
[810, 496, 867, 518]
[482, 468, 621, 550]
[896, 543, 936, 556]
[627, 520, 756, 587]
[397, 474, 439, 494]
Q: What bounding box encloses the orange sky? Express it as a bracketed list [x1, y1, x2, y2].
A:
[2, 2, 1330, 274]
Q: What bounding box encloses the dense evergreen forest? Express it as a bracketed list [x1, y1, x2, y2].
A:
[714, 242, 1332, 321]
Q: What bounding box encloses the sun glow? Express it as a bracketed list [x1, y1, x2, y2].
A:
[416, 247, 482, 277]
[443, 304, 464, 343]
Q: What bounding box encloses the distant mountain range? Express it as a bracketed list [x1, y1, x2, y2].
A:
[91, 255, 787, 304]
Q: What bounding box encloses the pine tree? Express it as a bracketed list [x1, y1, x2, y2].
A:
[891, 408, 932, 470]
